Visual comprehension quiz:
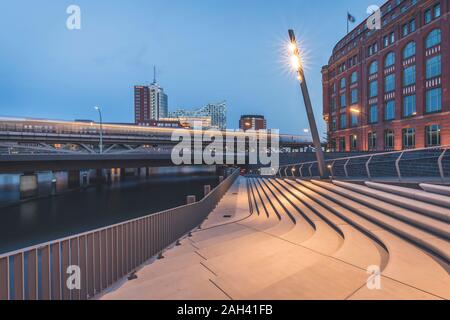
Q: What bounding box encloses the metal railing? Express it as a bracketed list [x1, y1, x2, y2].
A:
[278, 145, 450, 182]
[0, 169, 240, 300]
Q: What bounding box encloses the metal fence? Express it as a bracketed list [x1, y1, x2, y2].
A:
[278, 145, 450, 182]
[0, 169, 240, 300]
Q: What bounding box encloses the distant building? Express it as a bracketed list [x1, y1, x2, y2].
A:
[134, 73, 168, 124]
[136, 119, 182, 128]
[239, 115, 267, 131]
[169, 101, 227, 130]
[160, 117, 212, 129]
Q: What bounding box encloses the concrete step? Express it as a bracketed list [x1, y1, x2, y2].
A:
[261, 179, 315, 244]
[365, 181, 450, 211]
[280, 179, 388, 270]
[299, 180, 450, 266]
[420, 183, 450, 196]
[334, 180, 450, 222]
[319, 181, 450, 240]
[292, 180, 450, 299]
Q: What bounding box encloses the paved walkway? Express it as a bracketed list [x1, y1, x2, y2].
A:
[102, 177, 449, 300]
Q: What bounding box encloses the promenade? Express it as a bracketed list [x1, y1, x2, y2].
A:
[102, 177, 450, 300]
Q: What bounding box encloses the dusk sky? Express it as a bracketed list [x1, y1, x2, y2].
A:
[0, 0, 382, 135]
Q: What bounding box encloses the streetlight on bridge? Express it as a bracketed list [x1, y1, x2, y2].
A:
[288, 29, 326, 178]
[94, 106, 104, 154]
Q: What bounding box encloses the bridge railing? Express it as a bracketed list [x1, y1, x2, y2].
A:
[0, 169, 240, 300]
[278, 145, 450, 182]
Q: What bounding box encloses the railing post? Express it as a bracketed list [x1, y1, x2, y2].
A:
[284, 167, 288, 177]
[396, 152, 404, 182]
[344, 159, 350, 178]
[330, 161, 335, 180]
[438, 149, 447, 182]
[309, 164, 313, 178]
[366, 156, 373, 181]
[299, 164, 304, 178]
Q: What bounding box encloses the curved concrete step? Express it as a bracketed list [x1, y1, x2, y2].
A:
[260, 179, 315, 244]
[334, 180, 450, 222]
[420, 183, 450, 196]
[299, 180, 450, 266]
[365, 181, 450, 210]
[292, 180, 450, 299]
[271, 179, 344, 255]
[281, 179, 388, 271]
[321, 181, 450, 240]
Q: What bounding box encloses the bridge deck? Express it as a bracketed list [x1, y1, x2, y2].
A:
[101, 177, 449, 300]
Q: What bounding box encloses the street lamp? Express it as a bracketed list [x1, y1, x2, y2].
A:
[94, 106, 104, 154]
[288, 29, 327, 178]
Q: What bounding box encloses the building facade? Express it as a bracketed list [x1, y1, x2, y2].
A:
[239, 115, 267, 131]
[169, 101, 227, 130]
[322, 0, 449, 152]
[134, 83, 168, 125]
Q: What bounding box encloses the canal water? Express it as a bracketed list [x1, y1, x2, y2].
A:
[0, 167, 220, 254]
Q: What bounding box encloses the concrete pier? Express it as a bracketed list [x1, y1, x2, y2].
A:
[19, 173, 38, 198]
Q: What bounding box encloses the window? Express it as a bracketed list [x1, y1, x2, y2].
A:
[426, 29, 441, 49]
[403, 42, 416, 59]
[425, 124, 441, 147]
[410, 19, 416, 32]
[368, 132, 377, 151]
[402, 24, 408, 37]
[351, 89, 358, 104]
[426, 87, 442, 113]
[384, 130, 395, 150]
[369, 61, 378, 75]
[331, 117, 337, 131]
[351, 112, 359, 127]
[403, 65, 416, 86]
[385, 74, 395, 92]
[434, 4, 441, 18]
[340, 114, 347, 129]
[425, 9, 432, 24]
[351, 71, 358, 84]
[369, 104, 378, 124]
[340, 77, 346, 89]
[350, 135, 358, 151]
[330, 98, 336, 112]
[385, 100, 395, 120]
[369, 81, 378, 98]
[384, 52, 395, 68]
[426, 55, 441, 79]
[339, 137, 346, 152]
[340, 94, 347, 108]
[403, 95, 417, 117]
[402, 128, 416, 149]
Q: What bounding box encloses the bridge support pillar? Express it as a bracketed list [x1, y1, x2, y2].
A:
[19, 173, 38, 199]
[186, 195, 197, 204]
[68, 170, 80, 189]
[204, 185, 211, 197]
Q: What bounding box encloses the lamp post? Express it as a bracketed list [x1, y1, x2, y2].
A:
[94, 106, 104, 154]
[288, 29, 326, 178]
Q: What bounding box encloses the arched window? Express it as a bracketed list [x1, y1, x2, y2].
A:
[426, 29, 441, 49]
[369, 61, 378, 75]
[384, 52, 395, 68]
[403, 41, 416, 59]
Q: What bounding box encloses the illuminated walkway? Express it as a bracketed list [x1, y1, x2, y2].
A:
[102, 177, 450, 300]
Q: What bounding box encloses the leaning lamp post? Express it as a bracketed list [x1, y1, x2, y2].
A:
[288, 29, 327, 178]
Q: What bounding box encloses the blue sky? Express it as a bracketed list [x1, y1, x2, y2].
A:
[0, 0, 382, 135]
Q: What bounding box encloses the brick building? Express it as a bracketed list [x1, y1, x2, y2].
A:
[322, 0, 449, 152]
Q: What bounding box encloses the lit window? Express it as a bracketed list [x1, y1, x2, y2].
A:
[403, 95, 416, 117]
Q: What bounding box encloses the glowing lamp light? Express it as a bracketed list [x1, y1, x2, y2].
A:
[289, 43, 297, 53]
[291, 56, 301, 70]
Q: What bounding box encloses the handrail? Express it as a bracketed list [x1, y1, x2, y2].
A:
[0, 169, 240, 300]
